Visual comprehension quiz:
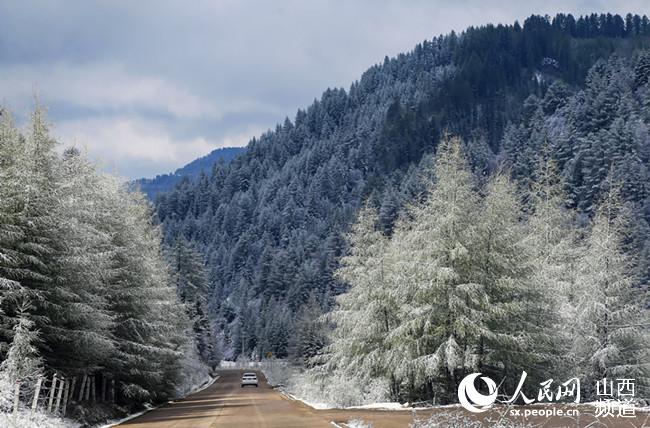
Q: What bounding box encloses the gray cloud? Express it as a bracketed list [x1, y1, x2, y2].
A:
[0, 0, 647, 178]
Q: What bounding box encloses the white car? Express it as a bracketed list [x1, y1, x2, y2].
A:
[241, 372, 259, 387]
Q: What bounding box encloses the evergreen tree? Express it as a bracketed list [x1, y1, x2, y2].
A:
[290, 293, 326, 366]
[325, 206, 400, 398]
[0, 107, 61, 365]
[572, 184, 650, 397]
[0, 106, 200, 412]
[105, 187, 190, 402]
[45, 147, 114, 374]
[0, 110, 30, 344]
[0, 299, 42, 411]
[168, 238, 217, 365]
[170, 238, 209, 304]
[525, 154, 581, 380]
[473, 173, 552, 390]
[387, 137, 484, 402]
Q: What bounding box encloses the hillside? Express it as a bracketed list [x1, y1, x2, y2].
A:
[133, 146, 245, 198]
[154, 13, 650, 361]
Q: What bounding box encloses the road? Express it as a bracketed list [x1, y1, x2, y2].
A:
[116, 369, 424, 428]
[117, 370, 333, 427]
[118, 370, 650, 428]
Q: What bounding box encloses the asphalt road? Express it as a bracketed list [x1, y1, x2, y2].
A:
[117, 370, 650, 428]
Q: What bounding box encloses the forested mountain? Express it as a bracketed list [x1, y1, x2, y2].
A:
[155, 13, 650, 363]
[134, 146, 245, 199]
[501, 52, 650, 283]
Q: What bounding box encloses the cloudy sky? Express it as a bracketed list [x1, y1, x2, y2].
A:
[0, 0, 646, 178]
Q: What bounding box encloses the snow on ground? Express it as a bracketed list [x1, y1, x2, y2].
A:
[98, 404, 155, 428]
[346, 402, 409, 410]
[344, 420, 374, 428]
[0, 409, 80, 428]
[174, 350, 212, 397]
[280, 391, 331, 410]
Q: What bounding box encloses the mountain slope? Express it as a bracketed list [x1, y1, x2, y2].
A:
[134, 146, 245, 198]
[155, 13, 650, 360]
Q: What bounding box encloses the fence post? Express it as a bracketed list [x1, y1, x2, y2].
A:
[90, 375, 96, 403]
[78, 374, 87, 402]
[84, 375, 90, 401]
[31, 376, 43, 414]
[68, 377, 76, 404]
[13, 381, 21, 416]
[47, 374, 58, 412]
[54, 376, 64, 413]
[101, 373, 106, 402]
[61, 379, 70, 417]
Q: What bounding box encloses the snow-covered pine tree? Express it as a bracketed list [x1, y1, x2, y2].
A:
[290, 292, 326, 366]
[0, 110, 28, 344]
[256, 298, 292, 359]
[474, 172, 553, 391]
[0, 298, 42, 411]
[386, 136, 485, 403]
[169, 238, 209, 304]
[325, 206, 400, 398]
[168, 238, 217, 365]
[1, 106, 196, 410]
[1, 109, 116, 384]
[105, 186, 190, 403]
[0, 107, 58, 359]
[525, 152, 582, 380]
[572, 182, 650, 398]
[44, 147, 114, 374]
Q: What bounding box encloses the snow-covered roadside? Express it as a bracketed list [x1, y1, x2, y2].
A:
[259, 360, 650, 417]
[279, 390, 332, 410]
[0, 409, 81, 428]
[332, 420, 374, 428]
[247, 360, 409, 411]
[280, 389, 410, 411]
[97, 375, 219, 428]
[96, 404, 154, 428]
[346, 402, 410, 410]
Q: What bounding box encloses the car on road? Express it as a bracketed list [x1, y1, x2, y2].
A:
[241, 372, 259, 387]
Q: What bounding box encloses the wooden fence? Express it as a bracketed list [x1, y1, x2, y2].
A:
[10, 373, 115, 417]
